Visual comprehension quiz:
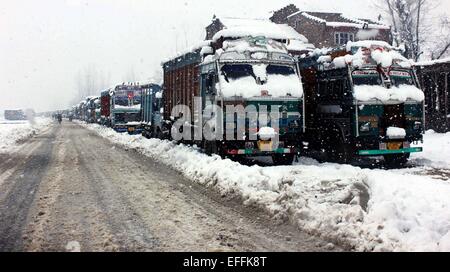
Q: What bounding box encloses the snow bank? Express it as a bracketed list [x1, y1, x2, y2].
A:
[82, 123, 450, 252]
[0, 118, 52, 153]
[410, 130, 450, 169]
[354, 85, 425, 103]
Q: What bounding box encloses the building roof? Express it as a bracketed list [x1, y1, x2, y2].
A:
[287, 11, 390, 30]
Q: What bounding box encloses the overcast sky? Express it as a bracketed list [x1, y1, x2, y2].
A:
[1, 0, 448, 112]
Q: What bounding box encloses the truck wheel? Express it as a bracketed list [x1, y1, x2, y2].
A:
[384, 154, 410, 168]
[203, 140, 218, 156]
[272, 154, 295, 166]
[326, 133, 352, 164]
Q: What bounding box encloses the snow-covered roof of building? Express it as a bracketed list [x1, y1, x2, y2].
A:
[287, 11, 390, 30]
[212, 17, 309, 42]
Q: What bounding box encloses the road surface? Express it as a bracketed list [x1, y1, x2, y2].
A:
[0, 122, 338, 252]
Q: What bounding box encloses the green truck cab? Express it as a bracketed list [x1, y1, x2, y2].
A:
[299, 40, 425, 166]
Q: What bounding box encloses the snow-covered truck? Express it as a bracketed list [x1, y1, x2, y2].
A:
[86, 96, 100, 123]
[4, 109, 27, 121]
[162, 36, 305, 164]
[298, 40, 425, 166]
[100, 84, 143, 134]
[140, 83, 166, 139]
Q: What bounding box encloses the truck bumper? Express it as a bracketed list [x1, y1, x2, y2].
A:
[358, 147, 423, 156]
[225, 148, 297, 156]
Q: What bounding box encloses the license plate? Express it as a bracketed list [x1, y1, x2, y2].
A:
[258, 140, 273, 152]
[128, 127, 135, 132]
[387, 142, 402, 150]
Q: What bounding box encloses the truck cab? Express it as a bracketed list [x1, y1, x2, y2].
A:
[299, 40, 425, 166]
[101, 84, 143, 134]
[198, 37, 304, 164]
[140, 83, 166, 139]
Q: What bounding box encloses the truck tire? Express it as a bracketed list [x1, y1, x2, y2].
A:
[325, 128, 352, 164]
[384, 154, 410, 168]
[272, 154, 295, 165]
[203, 140, 219, 156]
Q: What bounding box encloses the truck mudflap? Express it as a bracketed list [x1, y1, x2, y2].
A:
[358, 147, 423, 156]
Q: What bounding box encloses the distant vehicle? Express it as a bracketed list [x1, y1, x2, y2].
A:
[140, 83, 165, 139]
[4, 110, 27, 121]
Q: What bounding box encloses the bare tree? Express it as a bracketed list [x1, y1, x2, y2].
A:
[72, 65, 110, 105]
[430, 16, 450, 59]
[377, 0, 450, 60]
[123, 66, 137, 83]
[377, 0, 434, 61]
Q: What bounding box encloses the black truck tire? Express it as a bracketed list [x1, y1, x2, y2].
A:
[203, 140, 219, 156]
[384, 153, 410, 168]
[272, 154, 295, 165]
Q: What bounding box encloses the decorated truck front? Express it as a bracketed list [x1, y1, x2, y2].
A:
[86, 96, 100, 123]
[299, 41, 424, 166]
[206, 38, 304, 164]
[163, 37, 304, 165]
[102, 84, 142, 134]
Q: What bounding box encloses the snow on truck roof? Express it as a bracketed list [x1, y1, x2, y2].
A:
[212, 18, 308, 42]
[314, 40, 412, 69]
[201, 38, 297, 65]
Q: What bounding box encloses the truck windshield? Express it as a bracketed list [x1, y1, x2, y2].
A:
[115, 112, 140, 123]
[266, 65, 296, 76]
[390, 71, 414, 86]
[352, 70, 381, 86]
[115, 90, 141, 107]
[221, 64, 255, 82]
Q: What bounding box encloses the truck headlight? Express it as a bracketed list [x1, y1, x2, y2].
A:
[414, 121, 422, 130]
[360, 122, 371, 132]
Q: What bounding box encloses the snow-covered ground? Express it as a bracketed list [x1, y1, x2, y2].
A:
[0, 117, 53, 153]
[410, 130, 450, 169]
[80, 122, 450, 252]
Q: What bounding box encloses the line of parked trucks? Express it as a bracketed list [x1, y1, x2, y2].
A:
[70, 30, 425, 167]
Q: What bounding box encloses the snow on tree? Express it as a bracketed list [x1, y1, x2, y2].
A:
[378, 0, 450, 61]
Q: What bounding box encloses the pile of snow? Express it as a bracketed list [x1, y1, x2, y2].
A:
[313, 40, 412, 69]
[212, 18, 307, 42]
[353, 85, 425, 103]
[410, 130, 450, 169]
[81, 123, 450, 251]
[0, 118, 52, 153]
[257, 127, 277, 140]
[371, 49, 393, 68]
[222, 38, 288, 54]
[386, 127, 406, 139]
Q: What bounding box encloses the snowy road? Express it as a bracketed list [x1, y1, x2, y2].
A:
[0, 122, 335, 252]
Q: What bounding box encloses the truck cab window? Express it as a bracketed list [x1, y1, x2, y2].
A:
[390, 71, 414, 86]
[221, 64, 255, 82]
[352, 71, 381, 86]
